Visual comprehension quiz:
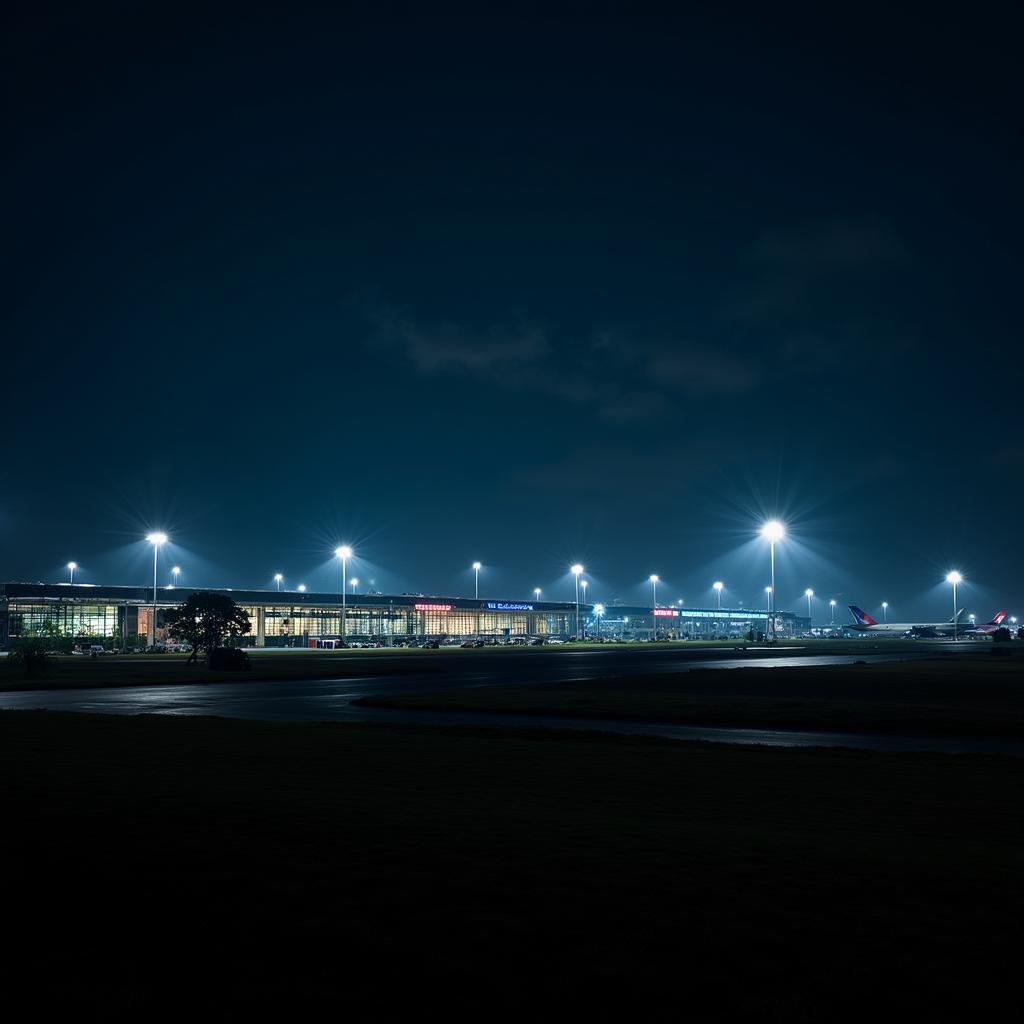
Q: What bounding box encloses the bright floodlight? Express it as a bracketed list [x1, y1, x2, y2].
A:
[594, 604, 605, 615]
[172, 566, 181, 576]
[882, 601, 888, 608]
[571, 564, 584, 575]
[805, 588, 814, 598]
[765, 586, 773, 593]
[472, 561, 482, 571]
[830, 599, 836, 606]
[760, 520, 785, 542]
[68, 562, 77, 570]
[649, 574, 659, 583]
[274, 573, 283, 582]
[713, 581, 723, 592]
[147, 532, 168, 545]
[298, 584, 306, 592]
[335, 545, 353, 559]
[946, 571, 962, 585]
[351, 578, 359, 586]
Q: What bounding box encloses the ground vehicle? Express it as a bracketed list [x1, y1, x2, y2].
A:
[420, 639, 440, 649]
[546, 637, 566, 645]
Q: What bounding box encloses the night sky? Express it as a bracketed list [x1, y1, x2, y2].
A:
[3, 5, 1021, 619]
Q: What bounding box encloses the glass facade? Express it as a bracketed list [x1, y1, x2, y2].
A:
[0, 588, 576, 647]
[4, 601, 120, 640]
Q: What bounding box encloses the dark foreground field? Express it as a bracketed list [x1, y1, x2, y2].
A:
[2, 710, 1020, 1020]
[359, 657, 1024, 738]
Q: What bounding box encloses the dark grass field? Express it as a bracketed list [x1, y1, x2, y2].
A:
[358, 656, 1024, 738]
[2, 709, 1021, 1019]
[0, 638, 933, 690]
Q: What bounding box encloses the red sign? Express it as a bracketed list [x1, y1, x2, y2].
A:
[652, 608, 679, 617]
[415, 603, 453, 612]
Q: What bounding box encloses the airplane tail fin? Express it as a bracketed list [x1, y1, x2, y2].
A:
[849, 605, 878, 627]
[989, 611, 1007, 626]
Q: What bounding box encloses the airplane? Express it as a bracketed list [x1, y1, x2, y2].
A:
[846, 605, 965, 637]
[964, 611, 1007, 635]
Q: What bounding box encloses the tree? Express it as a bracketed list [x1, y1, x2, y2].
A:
[164, 592, 251, 665]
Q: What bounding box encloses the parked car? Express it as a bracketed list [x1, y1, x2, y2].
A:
[420, 639, 440, 649]
[208, 647, 251, 671]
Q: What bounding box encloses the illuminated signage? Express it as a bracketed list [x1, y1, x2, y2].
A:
[485, 602, 534, 611]
[415, 603, 453, 612]
[652, 608, 679, 617]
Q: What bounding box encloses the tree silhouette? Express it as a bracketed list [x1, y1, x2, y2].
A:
[164, 592, 251, 664]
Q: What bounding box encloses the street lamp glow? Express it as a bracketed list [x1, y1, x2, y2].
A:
[713, 581, 723, 611]
[274, 573, 283, 591]
[146, 532, 168, 644]
[336, 546, 354, 641]
[534, 588, 542, 601]
[570, 565, 584, 638]
[805, 588, 813, 621]
[830, 598, 836, 624]
[297, 584, 306, 593]
[945, 571, 963, 641]
[172, 566, 181, 588]
[67, 562, 77, 584]
[472, 561, 482, 571]
[350, 578, 359, 594]
[760, 520, 784, 642]
[881, 601, 888, 624]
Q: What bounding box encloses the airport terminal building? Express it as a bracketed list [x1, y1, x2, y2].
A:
[0, 583, 581, 648]
[589, 605, 807, 640]
[1, 582, 808, 648]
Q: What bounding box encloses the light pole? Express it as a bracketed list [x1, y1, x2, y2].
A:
[67, 562, 77, 585]
[274, 573, 283, 592]
[765, 587, 772, 641]
[649, 575, 659, 641]
[472, 562, 482, 599]
[534, 587, 542, 602]
[830, 599, 836, 624]
[713, 581, 723, 610]
[882, 601, 888, 623]
[335, 545, 353, 642]
[595, 603, 604, 639]
[581, 580, 588, 636]
[760, 520, 785, 642]
[351, 578, 359, 595]
[146, 532, 168, 646]
[571, 565, 584, 639]
[172, 566, 181, 588]
[946, 571, 962, 641]
[805, 588, 814, 623]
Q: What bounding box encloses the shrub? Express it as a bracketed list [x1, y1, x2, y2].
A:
[7, 639, 49, 679]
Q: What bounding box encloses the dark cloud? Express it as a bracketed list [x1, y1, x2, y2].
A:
[370, 310, 549, 374]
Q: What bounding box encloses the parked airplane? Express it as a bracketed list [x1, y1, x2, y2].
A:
[846, 606, 964, 637]
[964, 612, 1008, 635]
